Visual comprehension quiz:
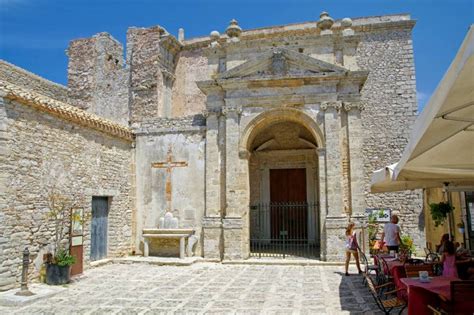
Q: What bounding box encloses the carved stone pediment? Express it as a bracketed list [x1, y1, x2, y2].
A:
[217, 48, 348, 80]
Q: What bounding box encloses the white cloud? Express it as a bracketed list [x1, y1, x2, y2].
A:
[417, 91, 431, 112]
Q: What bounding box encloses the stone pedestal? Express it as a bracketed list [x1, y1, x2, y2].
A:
[223, 217, 243, 260]
[202, 217, 222, 260]
[324, 215, 349, 261]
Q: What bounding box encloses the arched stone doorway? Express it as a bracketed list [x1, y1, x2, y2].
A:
[244, 111, 322, 258]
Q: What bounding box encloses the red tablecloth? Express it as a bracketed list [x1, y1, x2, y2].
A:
[385, 258, 404, 273]
[400, 276, 458, 315]
[392, 265, 408, 301]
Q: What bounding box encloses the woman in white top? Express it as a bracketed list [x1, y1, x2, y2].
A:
[381, 215, 402, 253]
[344, 222, 362, 276]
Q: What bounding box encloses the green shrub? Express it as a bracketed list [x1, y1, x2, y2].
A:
[54, 249, 76, 267]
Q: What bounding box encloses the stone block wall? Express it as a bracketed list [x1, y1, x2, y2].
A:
[357, 28, 425, 251]
[67, 33, 129, 125]
[127, 26, 182, 123]
[0, 97, 132, 291]
[133, 117, 205, 256]
[0, 60, 69, 103]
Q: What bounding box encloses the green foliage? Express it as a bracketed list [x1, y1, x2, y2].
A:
[54, 249, 76, 267]
[400, 235, 415, 253]
[429, 202, 454, 227]
[368, 213, 378, 241]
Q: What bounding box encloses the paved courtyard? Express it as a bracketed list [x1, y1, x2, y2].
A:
[1, 262, 388, 314]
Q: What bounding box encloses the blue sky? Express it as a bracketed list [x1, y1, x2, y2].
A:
[0, 0, 472, 111]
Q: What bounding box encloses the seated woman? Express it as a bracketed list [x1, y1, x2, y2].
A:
[441, 241, 458, 278]
[436, 233, 450, 254]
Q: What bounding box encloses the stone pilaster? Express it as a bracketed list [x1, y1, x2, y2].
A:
[223, 106, 244, 217]
[320, 101, 348, 261]
[222, 217, 244, 260]
[222, 105, 247, 260]
[204, 107, 222, 217]
[344, 102, 366, 216]
[202, 91, 225, 260]
[201, 217, 223, 260]
[317, 147, 328, 260]
[320, 101, 344, 217]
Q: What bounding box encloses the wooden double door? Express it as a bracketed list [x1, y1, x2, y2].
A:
[269, 168, 308, 240]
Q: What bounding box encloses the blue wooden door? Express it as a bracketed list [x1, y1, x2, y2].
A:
[91, 197, 108, 261]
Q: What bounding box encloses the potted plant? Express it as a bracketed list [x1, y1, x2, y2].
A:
[457, 221, 465, 234]
[44, 190, 80, 285]
[429, 202, 454, 227]
[399, 235, 415, 261]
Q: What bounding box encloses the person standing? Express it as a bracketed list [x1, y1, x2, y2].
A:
[441, 240, 458, 278]
[344, 222, 363, 276]
[381, 214, 402, 253]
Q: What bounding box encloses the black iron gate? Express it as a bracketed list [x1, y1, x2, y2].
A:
[249, 202, 319, 258]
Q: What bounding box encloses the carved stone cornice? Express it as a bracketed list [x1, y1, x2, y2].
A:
[203, 108, 222, 118]
[161, 69, 176, 83]
[222, 106, 242, 117]
[343, 101, 365, 112]
[320, 101, 342, 111]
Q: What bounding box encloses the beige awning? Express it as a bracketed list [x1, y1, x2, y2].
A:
[371, 25, 474, 193]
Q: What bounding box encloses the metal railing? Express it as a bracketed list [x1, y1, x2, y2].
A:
[249, 202, 319, 258]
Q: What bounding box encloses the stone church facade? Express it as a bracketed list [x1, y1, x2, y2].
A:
[0, 12, 424, 290]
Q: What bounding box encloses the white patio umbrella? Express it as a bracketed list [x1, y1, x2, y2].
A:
[371, 25, 474, 193]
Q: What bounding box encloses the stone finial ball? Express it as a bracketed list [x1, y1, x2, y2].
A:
[210, 30, 220, 41]
[226, 19, 242, 38]
[341, 18, 353, 28]
[317, 11, 334, 31]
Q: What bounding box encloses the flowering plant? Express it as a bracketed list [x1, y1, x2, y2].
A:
[400, 235, 415, 253]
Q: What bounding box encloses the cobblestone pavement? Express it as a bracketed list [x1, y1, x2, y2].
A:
[1, 263, 391, 314]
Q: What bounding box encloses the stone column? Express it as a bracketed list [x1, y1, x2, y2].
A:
[320, 101, 348, 261]
[202, 91, 224, 260]
[222, 105, 246, 260]
[344, 101, 369, 255]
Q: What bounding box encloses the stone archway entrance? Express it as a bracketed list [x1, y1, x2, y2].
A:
[248, 120, 320, 258]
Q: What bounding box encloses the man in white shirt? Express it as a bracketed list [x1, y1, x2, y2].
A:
[381, 214, 402, 252]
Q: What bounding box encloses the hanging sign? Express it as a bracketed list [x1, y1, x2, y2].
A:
[366, 208, 391, 222]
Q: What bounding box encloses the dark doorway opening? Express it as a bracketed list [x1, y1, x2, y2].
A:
[250, 168, 318, 258]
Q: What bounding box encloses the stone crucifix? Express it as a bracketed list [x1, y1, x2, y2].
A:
[151, 145, 188, 214]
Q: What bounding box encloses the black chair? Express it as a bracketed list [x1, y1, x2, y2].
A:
[358, 248, 379, 285]
[403, 258, 424, 265]
[375, 255, 392, 285]
[425, 252, 440, 263]
[365, 275, 407, 315]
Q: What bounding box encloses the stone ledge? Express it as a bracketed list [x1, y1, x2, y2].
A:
[95, 256, 204, 267]
[222, 217, 243, 229]
[202, 217, 222, 228]
[0, 284, 66, 307]
[222, 258, 352, 266]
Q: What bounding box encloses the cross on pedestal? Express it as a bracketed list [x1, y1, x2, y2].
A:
[151, 145, 188, 212]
